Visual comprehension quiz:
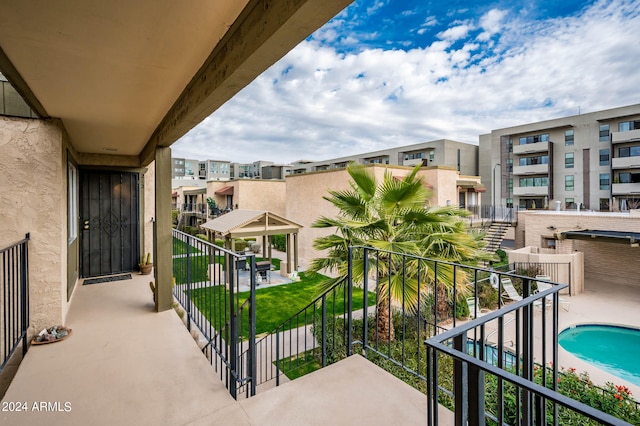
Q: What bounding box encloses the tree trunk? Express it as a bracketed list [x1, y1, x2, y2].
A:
[376, 293, 394, 343]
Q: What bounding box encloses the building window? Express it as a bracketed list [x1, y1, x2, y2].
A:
[619, 120, 640, 132]
[519, 155, 549, 166]
[599, 173, 610, 190]
[457, 149, 461, 171]
[619, 146, 640, 158]
[519, 177, 549, 187]
[507, 138, 513, 153]
[429, 151, 434, 162]
[565, 175, 574, 191]
[599, 198, 610, 211]
[506, 198, 513, 208]
[599, 149, 610, 166]
[519, 133, 549, 145]
[542, 237, 556, 249]
[508, 178, 513, 192]
[565, 130, 574, 146]
[599, 124, 610, 142]
[565, 197, 575, 209]
[506, 158, 513, 172]
[565, 152, 574, 168]
[618, 172, 640, 183]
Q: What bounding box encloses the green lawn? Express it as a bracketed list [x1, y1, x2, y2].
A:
[188, 272, 376, 337]
[172, 236, 201, 255]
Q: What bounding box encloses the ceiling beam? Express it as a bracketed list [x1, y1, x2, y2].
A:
[0, 45, 48, 118]
[139, 0, 351, 165]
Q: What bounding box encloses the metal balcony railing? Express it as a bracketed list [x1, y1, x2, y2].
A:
[172, 240, 637, 423]
[1, 233, 30, 373]
[172, 229, 257, 399]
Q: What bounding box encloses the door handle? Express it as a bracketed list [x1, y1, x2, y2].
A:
[83, 220, 89, 230]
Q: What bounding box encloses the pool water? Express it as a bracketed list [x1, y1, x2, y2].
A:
[559, 324, 640, 386]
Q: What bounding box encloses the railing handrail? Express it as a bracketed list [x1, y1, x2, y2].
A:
[425, 338, 629, 426]
[0, 234, 30, 254]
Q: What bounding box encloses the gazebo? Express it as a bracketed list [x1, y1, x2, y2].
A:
[200, 210, 303, 274]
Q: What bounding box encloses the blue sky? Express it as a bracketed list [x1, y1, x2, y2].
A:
[173, 0, 640, 164]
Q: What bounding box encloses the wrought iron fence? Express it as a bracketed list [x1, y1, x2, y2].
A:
[172, 229, 256, 399]
[424, 273, 628, 425]
[1, 233, 30, 372]
[171, 238, 635, 423]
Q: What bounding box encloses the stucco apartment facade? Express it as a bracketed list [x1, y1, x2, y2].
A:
[291, 139, 479, 177]
[480, 104, 640, 212]
[285, 165, 483, 263]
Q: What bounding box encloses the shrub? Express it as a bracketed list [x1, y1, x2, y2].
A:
[271, 234, 287, 251]
[478, 283, 499, 310]
[495, 249, 508, 265]
[311, 314, 347, 364]
[214, 239, 225, 248]
[195, 234, 208, 242]
[455, 294, 469, 319]
[233, 239, 247, 252]
[171, 210, 179, 225]
[244, 237, 257, 242]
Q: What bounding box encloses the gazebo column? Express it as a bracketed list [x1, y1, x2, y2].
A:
[293, 233, 299, 272]
[262, 235, 267, 258]
[286, 233, 292, 274]
[268, 235, 272, 262]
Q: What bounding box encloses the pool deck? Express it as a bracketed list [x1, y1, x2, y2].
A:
[556, 278, 640, 396]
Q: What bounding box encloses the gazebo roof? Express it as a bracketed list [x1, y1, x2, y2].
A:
[201, 209, 302, 238]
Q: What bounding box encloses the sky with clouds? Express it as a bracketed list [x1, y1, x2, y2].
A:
[172, 0, 640, 164]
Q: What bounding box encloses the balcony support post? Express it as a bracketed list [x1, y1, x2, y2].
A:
[154, 146, 173, 312]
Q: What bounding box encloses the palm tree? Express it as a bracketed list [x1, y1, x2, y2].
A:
[310, 163, 489, 342]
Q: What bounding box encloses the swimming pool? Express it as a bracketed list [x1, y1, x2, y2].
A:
[559, 324, 640, 386]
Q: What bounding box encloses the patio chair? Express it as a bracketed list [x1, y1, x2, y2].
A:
[467, 297, 487, 319]
[534, 275, 570, 311]
[501, 278, 523, 303]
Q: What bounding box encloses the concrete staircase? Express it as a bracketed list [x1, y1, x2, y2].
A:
[483, 221, 510, 254]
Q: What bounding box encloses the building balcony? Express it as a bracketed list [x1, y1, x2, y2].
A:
[512, 164, 549, 175]
[612, 182, 640, 196]
[612, 156, 640, 170]
[513, 185, 549, 196]
[513, 141, 549, 155]
[612, 128, 640, 144]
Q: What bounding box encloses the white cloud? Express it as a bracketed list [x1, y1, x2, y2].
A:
[173, 0, 640, 164]
[477, 8, 508, 41]
[437, 23, 473, 41]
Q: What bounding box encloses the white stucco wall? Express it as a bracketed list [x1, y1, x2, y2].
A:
[0, 116, 67, 332]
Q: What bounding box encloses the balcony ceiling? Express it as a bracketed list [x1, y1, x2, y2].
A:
[0, 0, 351, 164]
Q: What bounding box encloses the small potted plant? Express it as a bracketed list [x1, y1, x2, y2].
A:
[139, 252, 153, 275]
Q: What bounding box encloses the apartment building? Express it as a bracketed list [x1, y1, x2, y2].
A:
[171, 158, 230, 181]
[230, 160, 274, 179]
[171, 157, 200, 179]
[291, 139, 479, 176]
[480, 104, 640, 211]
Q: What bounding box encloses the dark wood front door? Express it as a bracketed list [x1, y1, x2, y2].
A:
[80, 171, 140, 278]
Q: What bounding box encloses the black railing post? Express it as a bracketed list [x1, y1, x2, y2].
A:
[321, 294, 327, 367]
[21, 233, 30, 356]
[453, 332, 468, 426]
[468, 362, 486, 426]
[522, 277, 534, 424]
[186, 237, 192, 331]
[228, 256, 237, 399]
[362, 248, 369, 357]
[248, 255, 257, 397]
[275, 331, 280, 387]
[347, 246, 353, 356]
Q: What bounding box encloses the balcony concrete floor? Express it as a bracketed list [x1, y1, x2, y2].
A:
[1, 272, 444, 425]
